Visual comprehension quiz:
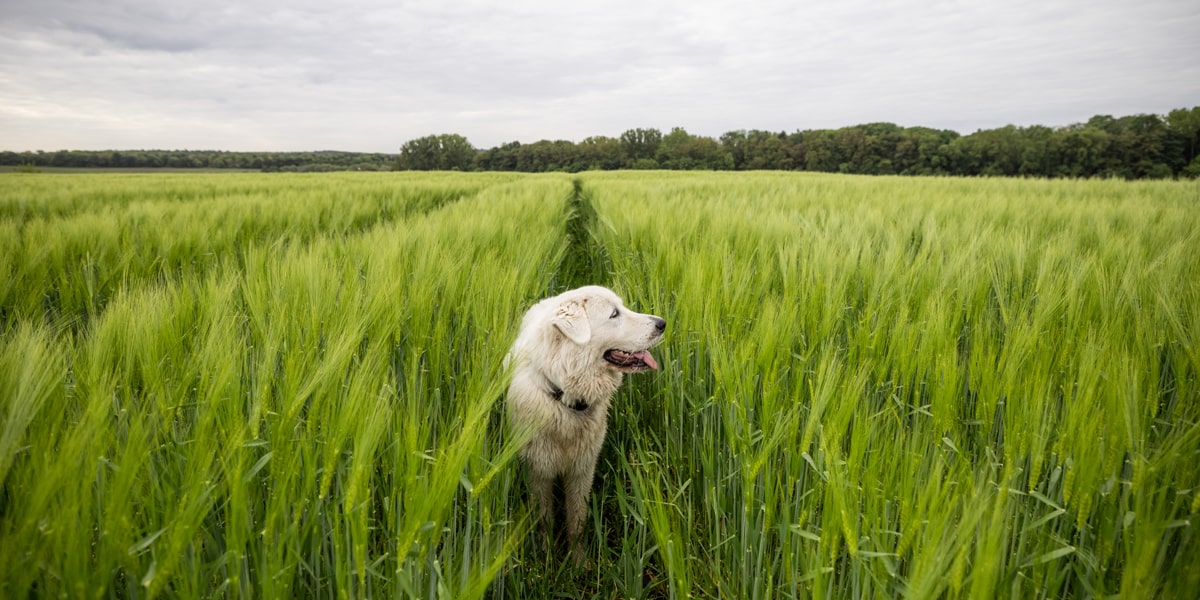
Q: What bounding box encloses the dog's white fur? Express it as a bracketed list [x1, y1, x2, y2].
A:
[505, 285, 665, 559]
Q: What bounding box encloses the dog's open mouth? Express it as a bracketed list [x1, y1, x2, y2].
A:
[604, 349, 659, 372]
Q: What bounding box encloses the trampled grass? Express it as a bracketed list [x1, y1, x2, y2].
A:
[0, 171, 1197, 598]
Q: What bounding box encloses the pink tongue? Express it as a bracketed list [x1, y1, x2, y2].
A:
[634, 350, 659, 370]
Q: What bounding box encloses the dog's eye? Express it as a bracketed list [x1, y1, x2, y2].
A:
[610, 308, 619, 319]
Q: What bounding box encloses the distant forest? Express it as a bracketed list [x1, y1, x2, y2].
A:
[5, 107, 1199, 179]
[0, 150, 396, 173]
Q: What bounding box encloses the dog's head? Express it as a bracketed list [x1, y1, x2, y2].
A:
[547, 285, 666, 373]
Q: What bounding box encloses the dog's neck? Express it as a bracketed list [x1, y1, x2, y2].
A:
[541, 374, 593, 411]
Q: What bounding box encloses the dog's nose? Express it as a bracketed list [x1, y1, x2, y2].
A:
[653, 317, 666, 332]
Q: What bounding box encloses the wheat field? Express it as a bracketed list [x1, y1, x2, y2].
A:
[1, 171, 1197, 598]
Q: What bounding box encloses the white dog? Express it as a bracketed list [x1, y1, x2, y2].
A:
[506, 285, 666, 560]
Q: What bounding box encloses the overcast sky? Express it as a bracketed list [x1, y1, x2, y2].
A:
[2, 0, 1197, 152]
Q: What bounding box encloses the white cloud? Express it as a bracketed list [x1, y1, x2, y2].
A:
[1, 0, 1197, 151]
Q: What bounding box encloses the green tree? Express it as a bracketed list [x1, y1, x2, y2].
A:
[1055, 125, 1110, 178]
[1017, 125, 1058, 177]
[895, 127, 959, 175]
[577, 136, 623, 170]
[718, 130, 749, 169]
[397, 134, 476, 171]
[723, 130, 793, 170]
[619, 128, 663, 166]
[1166, 107, 1200, 175]
[511, 140, 579, 172]
[800, 130, 841, 173]
[1120, 114, 1172, 178]
[656, 127, 731, 170]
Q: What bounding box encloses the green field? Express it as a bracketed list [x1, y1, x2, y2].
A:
[1, 171, 1197, 598]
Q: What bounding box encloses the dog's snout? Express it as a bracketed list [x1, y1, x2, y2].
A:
[653, 317, 666, 332]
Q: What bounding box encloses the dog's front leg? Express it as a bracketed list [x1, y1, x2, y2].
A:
[528, 470, 557, 553]
[563, 464, 597, 564]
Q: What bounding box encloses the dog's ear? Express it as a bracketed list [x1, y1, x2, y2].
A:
[552, 300, 591, 345]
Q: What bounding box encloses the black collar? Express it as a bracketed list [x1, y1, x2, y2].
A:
[546, 382, 588, 411]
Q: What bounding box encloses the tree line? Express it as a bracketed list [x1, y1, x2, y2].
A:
[4, 107, 1197, 179]
[0, 150, 396, 172]
[401, 108, 1200, 179]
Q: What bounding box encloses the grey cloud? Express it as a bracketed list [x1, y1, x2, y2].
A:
[1, 0, 1197, 151]
[61, 22, 208, 53]
[10, 1, 212, 52]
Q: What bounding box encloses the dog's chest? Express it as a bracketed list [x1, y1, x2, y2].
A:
[545, 403, 607, 450]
